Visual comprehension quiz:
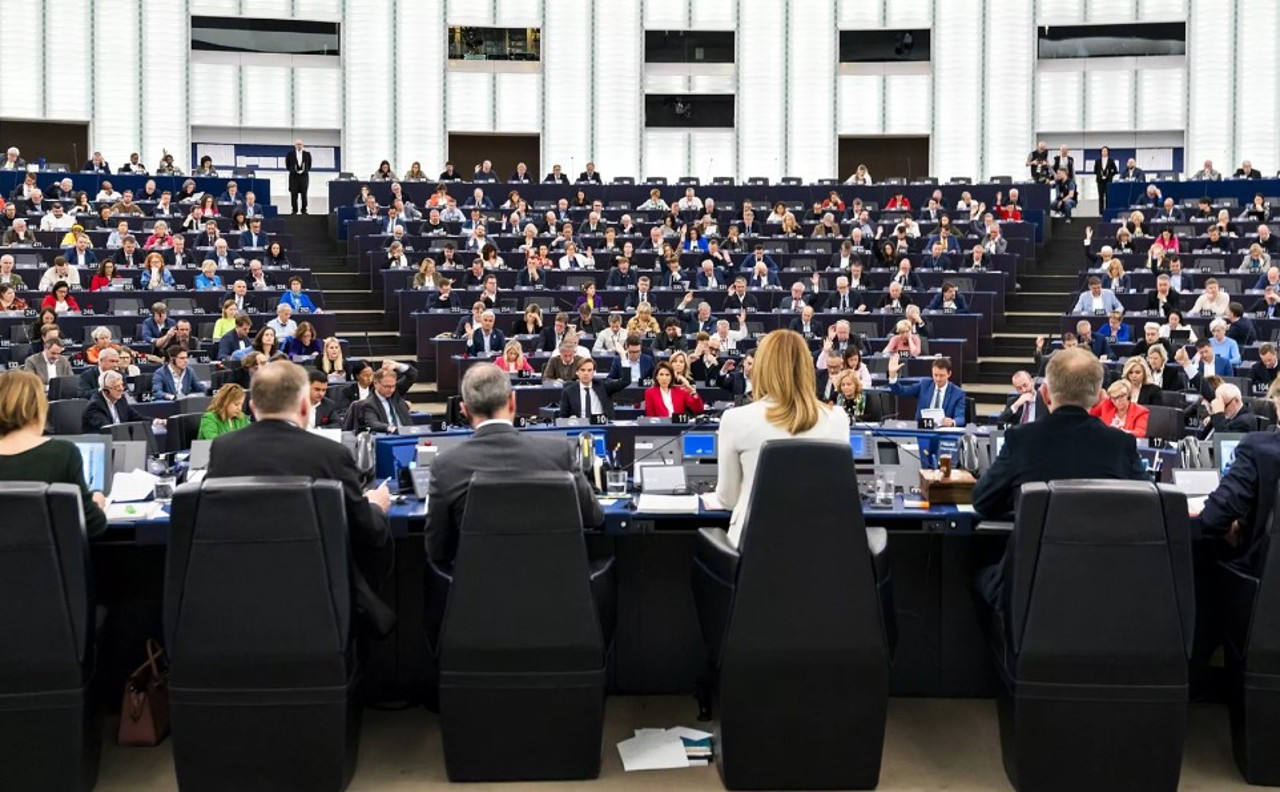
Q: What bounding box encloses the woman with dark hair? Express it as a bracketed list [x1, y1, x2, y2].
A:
[195, 155, 218, 177]
[89, 259, 118, 291]
[371, 160, 394, 181]
[41, 281, 80, 313]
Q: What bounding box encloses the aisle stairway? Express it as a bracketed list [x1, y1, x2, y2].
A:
[968, 217, 1095, 416]
[280, 216, 441, 411]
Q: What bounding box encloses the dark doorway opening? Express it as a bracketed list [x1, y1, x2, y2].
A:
[838, 136, 931, 182]
[447, 133, 540, 182]
[0, 119, 89, 170]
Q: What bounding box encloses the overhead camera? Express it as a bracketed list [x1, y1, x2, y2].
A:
[894, 32, 915, 56]
[672, 99, 693, 119]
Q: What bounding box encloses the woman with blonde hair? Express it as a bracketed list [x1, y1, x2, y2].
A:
[317, 337, 348, 382]
[197, 383, 250, 440]
[712, 330, 850, 547]
[495, 339, 534, 373]
[626, 302, 660, 335]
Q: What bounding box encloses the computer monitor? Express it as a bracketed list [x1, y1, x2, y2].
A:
[188, 440, 213, 470]
[1215, 433, 1245, 475]
[111, 440, 147, 476]
[62, 434, 112, 496]
[1171, 468, 1220, 497]
[682, 432, 717, 460]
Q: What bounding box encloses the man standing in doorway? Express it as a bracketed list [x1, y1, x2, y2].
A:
[285, 139, 312, 215]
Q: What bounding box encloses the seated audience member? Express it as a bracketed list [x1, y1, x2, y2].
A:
[926, 283, 969, 312]
[267, 304, 298, 339]
[1205, 382, 1256, 433]
[217, 314, 254, 361]
[1225, 301, 1257, 347]
[465, 309, 505, 356]
[1176, 339, 1233, 398]
[1088, 379, 1149, 437]
[198, 383, 250, 439]
[307, 369, 339, 428]
[643, 361, 705, 418]
[888, 355, 967, 427]
[1120, 357, 1160, 406]
[1249, 343, 1280, 393]
[356, 365, 415, 433]
[607, 336, 656, 389]
[42, 281, 80, 314]
[882, 319, 922, 357]
[205, 362, 394, 633]
[711, 330, 849, 548]
[22, 331, 72, 387]
[542, 340, 584, 384]
[1189, 277, 1230, 316]
[283, 321, 323, 359]
[1146, 274, 1182, 316]
[426, 363, 603, 567]
[1200, 400, 1280, 575]
[495, 340, 535, 374]
[557, 357, 615, 420]
[84, 326, 121, 365]
[973, 347, 1148, 615]
[1207, 317, 1242, 366]
[834, 370, 866, 424]
[82, 369, 147, 433]
[151, 346, 202, 400]
[0, 371, 107, 536]
[77, 348, 120, 400]
[593, 313, 628, 355]
[1145, 345, 1185, 392]
[626, 303, 661, 336]
[279, 277, 319, 313]
[1072, 276, 1124, 314]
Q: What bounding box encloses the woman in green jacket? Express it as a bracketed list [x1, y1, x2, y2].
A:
[198, 383, 250, 440]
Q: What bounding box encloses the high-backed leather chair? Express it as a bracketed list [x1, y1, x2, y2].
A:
[0, 483, 101, 792]
[438, 471, 608, 782]
[164, 478, 361, 792]
[691, 440, 893, 790]
[989, 481, 1194, 792]
[167, 411, 204, 452]
[1217, 481, 1280, 784]
[46, 399, 88, 435]
[1145, 404, 1185, 442]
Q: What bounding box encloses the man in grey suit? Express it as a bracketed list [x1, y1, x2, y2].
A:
[425, 363, 603, 569]
[355, 366, 415, 433]
[22, 331, 72, 386]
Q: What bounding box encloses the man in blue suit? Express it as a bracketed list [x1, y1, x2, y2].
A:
[1201, 432, 1280, 576]
[465, 310, 505, 356]
[738, 245, 779, 273]
[887, 354, 967, 426]
[606, 335, 656, 390]
[695, 260, 726, 289]
[238, 217, 270, 248]
[151, 347, 203, 400]
[1175, 340, 1234, 399]
[1072, 276, 1124, 314]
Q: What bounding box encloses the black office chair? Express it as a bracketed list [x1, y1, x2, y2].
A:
[437, 471, 610, 782]
[167, 411, 205, 452]
[164, 478, 361, 792]
[692, 440, 892, 790]
[986, 481, 1194, 792]
[1145, 404, 1185, 441]
[1217, 482, 1280, 784]
[0, 482, 101, 792]
[48, 375, 82, 401]
[863, 390, 898, 422]
[46, 399, 88, 435]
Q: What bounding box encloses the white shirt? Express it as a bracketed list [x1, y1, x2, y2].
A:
[45, 359, 58, 384]
[40, 212, 74, 231]
[579, 384, 600, 417]
[716, 399, 851, 547]
[593, 327, 627, 354]
[39, 266, 80, 290]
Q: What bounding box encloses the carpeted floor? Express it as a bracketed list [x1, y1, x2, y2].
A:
[95, 695, 1274, 791]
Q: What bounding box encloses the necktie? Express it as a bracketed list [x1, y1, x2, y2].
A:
[385, 398, 396, 430]
[1021, 399, 1033, 424]
[840, 295, 848, 311]
[581, 387, 591, 418]
[1199, 361, 1206, 381]
[931, 387, 942, 410]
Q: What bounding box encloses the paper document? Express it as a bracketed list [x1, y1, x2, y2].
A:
[699, 492, 728, 511]
[617, 731, 693, 772]
[106, 501, 164, 522]
[1188, 496, 1207, 517]
[636, 494, 699, 514]
[109, 469, 158, 502]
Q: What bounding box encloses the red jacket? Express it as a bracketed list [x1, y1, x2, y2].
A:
[41, 294, 80, 313]
[643, 386, 705, 418]
[1089, 398, 1149, 438]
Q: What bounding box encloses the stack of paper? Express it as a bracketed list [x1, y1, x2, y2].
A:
[108, 470, 158, 502]
[617, 726, 713, 771]
[635, 494, 700, 514]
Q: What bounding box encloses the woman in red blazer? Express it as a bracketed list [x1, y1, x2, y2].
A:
[1089, 380, 1149, 438]
[644, 361, 705, 418]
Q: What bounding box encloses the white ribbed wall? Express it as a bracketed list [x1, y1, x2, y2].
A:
[3, 0, 1266, 183]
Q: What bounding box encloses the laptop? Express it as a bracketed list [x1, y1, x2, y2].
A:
[1171, 468, 1220, 516]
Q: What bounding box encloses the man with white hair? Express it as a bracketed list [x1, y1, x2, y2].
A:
[82, 369, 152, 432]
[0, 147, 23, 170]
[267, 302, 297, 338]
[1191, 159, 1222, 181]
[1207, 382, 1255, 432]
[465, 309, 504, 356]
[1, 217, 36, 246]
[714, 312, 750, 352]
[47, 177, 75, 199]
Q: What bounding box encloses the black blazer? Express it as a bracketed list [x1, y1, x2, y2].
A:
[723, 292, 758, 311]
[1148, 365, 1187, 392]
[997, 392, 1049, 425]
[425, 422, 603, 567]
[557, 381, 615, 420]
[1145, 289, 1183, 315]
[206, 419, 392, 628]
[1093, 157, 1118, 182]
[1201, 432, 1280, 575]
[543, 173, 569, 184]
[313, 396, 338, 427]
[356, 394, 414, 433]
[82, 392, 141, 433]
[627, 290, 656, 309]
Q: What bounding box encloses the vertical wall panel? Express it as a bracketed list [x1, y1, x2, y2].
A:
[1135, 68, 1184, 131]
[691, 0, 733, 28]
[445, 71, 493, 133]
[93, 0, 141, 163]
[247, 0, 291, 17]
[543, 0, 591, 172]
[1038, 0, 1085, 23]
[690, 131, 734, 181]
[885, 0, 931, 27]
[932, 0, 982, 179]
[189, 63, 239, 128]
[397, 2, 442, 174]
[787, 0, 835, 181]
[445, 0, 493, 26]
[1237, 0, 1278, 172]
[141, 2, 187, 167]
[495, 72, 541, 133]
[295, 0, 341, 17]
[0, 0, 42, 118]
[595, 0, 641, 180]
[1085, 0, 1136, 23]
[1187, 0, 1234, 170]
[985, 0, 1034, 179]
[643, 131, 688, 181]
[884, 74, 931, 135]
[343, 0, 392, 177]
[838, 75, 884, 135]
[241, 65, 291, 129]
[644, 0, 688, 29]
[838, 0, 880, 28]
[494, 3, 541, 26]
[1037, 71, 1083, 131]
[1137, 0, 1186, 20]
[1084, 68, 1131, 131]
[44, 0, 90, 123]
[738, 0, 784, 180]
[294, 68, 341, 130]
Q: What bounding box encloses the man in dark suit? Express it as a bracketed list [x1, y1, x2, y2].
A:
[577, 163, 603, 184]
[82, 369, 145, 432]
[543, 164, 569, 184]
[308, 369, 338, 428]
[465, 310, 505, 356]
[77, 348, 121, 400]
[997, 370, 1047, 424]
[1201, 431, 1280, 576]
[788, 306, 824, 338]
[21, 332, 73, 386]
[716, 351, 754, 402]
[888, 354, 967, 426]
[723, 278, 759, 311]
[626, 276, 655, 309]
[285, 139, 312, 215]
[206, 362, 395, 634]
[558, 358, 616, 420]
[428, 363, 603, 570]
[606, 336, 656, 389]
[1093, 146, 1118, 213]
[974, 347, 1148, 612]
[356, 365, 416, 433]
